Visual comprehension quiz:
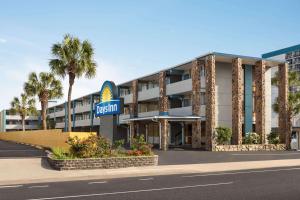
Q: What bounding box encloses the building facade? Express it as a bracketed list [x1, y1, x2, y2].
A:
[47, 52, 288, 150]
[262, 44, 300, 128]
[0, 109, 40, 132]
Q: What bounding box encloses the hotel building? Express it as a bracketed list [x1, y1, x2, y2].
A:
[0, 109, 40, 132]
[47, 52, 288, 150]
[262, 44, 300, 128]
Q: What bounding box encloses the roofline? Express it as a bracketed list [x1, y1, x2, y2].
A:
[262, 44, 300, 58]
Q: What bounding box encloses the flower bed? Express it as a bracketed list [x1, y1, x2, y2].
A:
[47, 152, 158, 170]
[213, 144, 286, 152]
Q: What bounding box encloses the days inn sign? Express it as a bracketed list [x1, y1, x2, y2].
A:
[95, 81, 123, 117]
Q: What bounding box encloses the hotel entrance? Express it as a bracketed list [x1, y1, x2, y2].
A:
[169, 122, 192, 146]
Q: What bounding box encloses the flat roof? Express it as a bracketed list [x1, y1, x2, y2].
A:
[121, 115, 201, 122]
[262, 44, 300, 58]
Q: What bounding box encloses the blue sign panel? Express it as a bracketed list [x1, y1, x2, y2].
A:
[94, 81, 122, 117]
[95, 99, 121, 117]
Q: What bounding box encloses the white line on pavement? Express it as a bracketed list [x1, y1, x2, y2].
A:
[29, 185, 49, 189]
[0, 185, 23, 189]
[231, 153, 300, 156]
[88, 181, 107, 184]
[182, 167, 300, 178]
[139, 178, 154, 181]
[26, 182, 233, 200]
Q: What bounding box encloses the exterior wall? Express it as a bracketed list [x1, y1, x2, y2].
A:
[265, 67, 272, 137]
[0, 129, 96, 150]
[215, 62, 232, 128]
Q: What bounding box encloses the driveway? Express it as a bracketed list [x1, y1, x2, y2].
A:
[155, 149, 300, 165]
[0, 140, 46, 158]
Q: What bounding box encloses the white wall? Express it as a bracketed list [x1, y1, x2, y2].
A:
[265, 68, 272, 135]
[215, 62, 232, 128]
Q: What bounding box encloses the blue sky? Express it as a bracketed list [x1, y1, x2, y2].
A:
[0, 0, 299, 110]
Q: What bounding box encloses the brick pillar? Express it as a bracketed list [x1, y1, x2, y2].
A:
[254, 60, 266, 144]
[159, 71, 169, 150]
[129, 80, 138, 140]
[278, 63, 289, 147]
[205, 55, 216, 150]
[191, 59, 202, 148]
[232, 58, 243, 145]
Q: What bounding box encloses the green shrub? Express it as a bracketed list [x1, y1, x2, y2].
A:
[51, 147, 70, 159]
[243, 132, 261, 144]
[268, 132, 280, 144]
[215, 127, 232, 145]
[130, 135, 153, 156]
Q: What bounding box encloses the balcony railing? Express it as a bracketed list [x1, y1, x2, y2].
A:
[138, 87, 159, 101]
[166, 79, 192, 96]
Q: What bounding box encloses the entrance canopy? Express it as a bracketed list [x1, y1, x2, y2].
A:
[121, 115, 201, 123]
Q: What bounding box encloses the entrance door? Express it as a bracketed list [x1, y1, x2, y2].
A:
[184, 123, 192, 145]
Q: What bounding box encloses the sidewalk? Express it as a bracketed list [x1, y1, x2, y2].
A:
[1, 158, 300, 186]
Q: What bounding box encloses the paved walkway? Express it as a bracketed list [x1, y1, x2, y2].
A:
[0, 140, 45, 158]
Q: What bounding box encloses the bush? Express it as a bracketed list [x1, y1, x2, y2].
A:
[129, 135, 153, 156]
[67, 135, 111, 158]
[51, 147, 70, 159]
[243, 132, 261, 144]
[268, 132, 280, 144]
[215, 127, 232, 145]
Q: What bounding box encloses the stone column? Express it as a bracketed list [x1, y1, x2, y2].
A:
[191, 59, 202, 148]
[159, 71, 169, 150]
[129, 80, 138, 141]
[278, 63, 289, 146]
[205, 55, 216, 150]
[254, 60, 266, 144]
[232, 58, 243, 145]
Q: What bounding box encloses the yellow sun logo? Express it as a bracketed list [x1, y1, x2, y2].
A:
[101, 86, 113, 102]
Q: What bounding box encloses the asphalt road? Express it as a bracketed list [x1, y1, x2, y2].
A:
[1, 166, 300, 200]
[156, 149, 300, 165]
[0, 140, 45, 158]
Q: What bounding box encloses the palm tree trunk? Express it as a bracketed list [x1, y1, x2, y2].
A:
[41, 101, 47, 130]
[67, 73, 75, 132]
[22, 116, 25, 132]
[286, 114, 292, 150]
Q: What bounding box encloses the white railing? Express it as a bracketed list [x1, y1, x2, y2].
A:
[121, 94, 133, 104]
[6, 115, 38, 120]
[166, 79, 192, 95]
[119, 114, 130, 123]
[55, 122, 65, 129]
[6, 124, 38, 130]
[169, 106, 192, 116]
[75, 119, 91, 127]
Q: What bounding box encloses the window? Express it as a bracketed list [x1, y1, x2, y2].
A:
[183, 99, 191, 107]
[182, 73, 190, 80]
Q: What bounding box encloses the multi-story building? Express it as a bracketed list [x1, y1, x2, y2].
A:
[47, 52, 288, 150]
[262, 44, 300, 128]
[0, 109, 40, 132]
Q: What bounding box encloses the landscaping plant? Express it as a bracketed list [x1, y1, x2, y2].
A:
[215, 127, 232, 145]
[243, 132, 261, 144]
[267, 132, 280, 144]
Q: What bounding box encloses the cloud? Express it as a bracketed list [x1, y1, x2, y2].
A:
[0, 38, 7, 43]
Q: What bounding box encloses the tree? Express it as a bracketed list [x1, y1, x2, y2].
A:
[272, 71, 300, 148]
[10, 93, 37, 131]
[24, 72, 63, 130]
[49, 34, 97, 131]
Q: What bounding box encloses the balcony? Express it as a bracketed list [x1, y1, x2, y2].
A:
[169, 106, 192, 116]
[55, 122, 65, 129]
[55, 109, 65, 117]
[138, 87, 159, 101]
[75, 119, 91, 127]
[6, 124, 38, 130]
[138, 110, 159, 118]
[166, 79, 192, 96]
[74, 104, 91, 113]
[121, 94, 133, 104]
[6, 115, 38, 120]
[93, 118, 101, 126]
[119, 114, 130, 123]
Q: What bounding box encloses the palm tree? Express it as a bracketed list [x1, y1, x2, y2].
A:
[49, 34, 97, 131]
[272, 71, 300, 148]
[24, 72, 63, 130]
[10, 93, 37, 131]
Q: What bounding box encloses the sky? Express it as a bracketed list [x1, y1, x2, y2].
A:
[0, 0, 299, 110]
